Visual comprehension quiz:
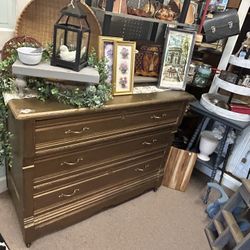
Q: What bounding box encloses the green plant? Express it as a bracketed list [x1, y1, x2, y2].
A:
[26, 51, 112, 108]
[0, 47, 112, 168]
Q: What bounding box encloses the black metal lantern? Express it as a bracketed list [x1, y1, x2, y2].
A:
[51, 0, 90, 71]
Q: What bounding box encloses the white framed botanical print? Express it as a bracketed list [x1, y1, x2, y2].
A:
[158, 28, 195, 90]
[98, 36, 123, 84]
[113, 41, 136, 95]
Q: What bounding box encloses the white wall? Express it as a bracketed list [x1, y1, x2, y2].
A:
[0, 0, 31, 49]
[16, 0, 32, 18]
[0, 0, 31, 193]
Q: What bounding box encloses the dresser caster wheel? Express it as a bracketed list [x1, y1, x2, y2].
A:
[26, 243, 31, 248]
[153, 187, 159, 192]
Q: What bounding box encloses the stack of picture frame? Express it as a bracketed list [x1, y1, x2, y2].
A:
[98, 27, 196, 95]
[98, 36, 136, 95]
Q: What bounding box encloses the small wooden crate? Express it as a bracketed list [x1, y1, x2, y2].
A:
[162, 146, 197, 192]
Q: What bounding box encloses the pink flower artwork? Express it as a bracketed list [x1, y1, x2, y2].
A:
[119, 62, 128, 74]
[120, 47, 129, 59]
[119, 76, 128, 88]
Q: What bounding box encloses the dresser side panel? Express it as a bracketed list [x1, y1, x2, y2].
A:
[7, 110, 36, 238]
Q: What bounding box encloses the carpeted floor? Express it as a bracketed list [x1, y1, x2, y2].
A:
[0, 171, 212, 250]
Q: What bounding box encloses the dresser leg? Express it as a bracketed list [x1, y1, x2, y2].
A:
[26, 243, 31, 248]
[153, 187, 159, 192]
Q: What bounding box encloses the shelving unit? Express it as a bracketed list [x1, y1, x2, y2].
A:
[92, 7, 197, 30]
[202, 56, 250, 122]
[229, 55, 250, 69]
[196, 153, 225, 170]
[212, 75, 250, 97]
[187, 101, 249, 203]
[90, 0, 196, 40]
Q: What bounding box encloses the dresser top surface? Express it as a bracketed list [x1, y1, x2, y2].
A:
[8, 91, 194, 120]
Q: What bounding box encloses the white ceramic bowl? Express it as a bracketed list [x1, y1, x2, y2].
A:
[17, 47, 42, 65]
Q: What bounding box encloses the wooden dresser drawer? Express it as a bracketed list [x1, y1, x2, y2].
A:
[35, 104, 181, 151]
[7, 91, 193, 245]
[33, 154, 164, 211]
[33, 150, 167, 193]
[34, 129, 173, 178]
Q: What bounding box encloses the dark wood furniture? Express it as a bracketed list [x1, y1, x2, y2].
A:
[7, 91, 193, 246]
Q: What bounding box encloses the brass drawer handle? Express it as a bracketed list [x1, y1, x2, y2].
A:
[65, 127, 90, 134]
[60, 157, 83, 166]
[142, 141, 152, 145]
[142, 139, 158, 145]
[135, 164, 150, 172]
[120, 114, 126, 120]
[58, 188, 79, 198]
[150, 114, 167, 120]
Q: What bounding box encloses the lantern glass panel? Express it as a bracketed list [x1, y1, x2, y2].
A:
[56, 28, 78, 62]
[80, 32, 89, 63]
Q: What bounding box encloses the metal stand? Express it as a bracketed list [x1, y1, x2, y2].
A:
[187, 101, 249, 204]
[203, 125, 230, 204]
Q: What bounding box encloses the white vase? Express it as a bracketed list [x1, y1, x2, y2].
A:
[198, 130, 219, 161]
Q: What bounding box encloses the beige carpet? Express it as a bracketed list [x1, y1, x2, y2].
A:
[0, 171, 212, 250]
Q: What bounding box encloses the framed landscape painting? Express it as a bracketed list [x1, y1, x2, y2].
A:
[158, 28, 195, 90]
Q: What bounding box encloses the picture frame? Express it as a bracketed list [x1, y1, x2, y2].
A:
[98, 36, 123, 84]
[113, 41, 136, 95]
[158, 28, 195, 90]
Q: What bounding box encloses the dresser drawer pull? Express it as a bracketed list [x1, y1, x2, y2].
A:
[60, 158, 83, 166]
[142, 139, 158, 145]
[150, 114, 167, 120]
[135, 164, 150, 172]
[58, 188, 80, 198]
[65, 127, 90, 134]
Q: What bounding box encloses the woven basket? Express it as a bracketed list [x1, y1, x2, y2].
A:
[1, 36, 41, 60]
[16, 0, 101, 52]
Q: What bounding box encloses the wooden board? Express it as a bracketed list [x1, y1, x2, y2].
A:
[162, 147, 197, 192]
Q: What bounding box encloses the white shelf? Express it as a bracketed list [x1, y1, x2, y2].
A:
[229, 55, 250, 69]
[12, 60, 100, 84]
[214, 75, 250, 96]
[200, 93, 250, 122]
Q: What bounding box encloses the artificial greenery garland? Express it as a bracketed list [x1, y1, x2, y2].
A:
[26, 52, 112, 108]
[0, 46, 19, 167]
[0, 45, 112, 168]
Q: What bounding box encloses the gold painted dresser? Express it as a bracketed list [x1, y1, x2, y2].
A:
[7, 91, 193, 246]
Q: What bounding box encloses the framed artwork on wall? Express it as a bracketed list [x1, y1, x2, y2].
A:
[158, 28, 195, 90]
[113, 41, 136, 95]
[98, 36, 123, 84]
